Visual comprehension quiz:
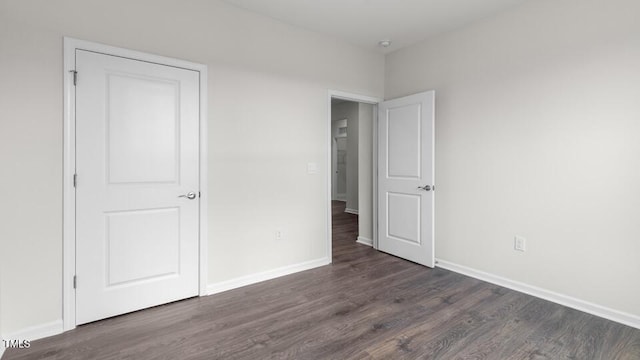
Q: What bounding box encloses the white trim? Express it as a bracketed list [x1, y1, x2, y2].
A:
[62, 37, 77, 332]
[327, 90, 382, 263]
[198, 62, 209, 298]
[207, 257, 330, 295]
[436, 259, 640, 330]
[3, 320, 63, 342]
[63, 37, 208, 332]
[330, 90, 381, 104]
[371, 105, 379, 250]
[331, 138, 337, 201]
[356, 236, 373, 247]
[344, 208, 359, 215]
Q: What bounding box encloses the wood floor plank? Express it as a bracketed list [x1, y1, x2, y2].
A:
[449, 297, 556, 359]
[4, 201, 639, 360]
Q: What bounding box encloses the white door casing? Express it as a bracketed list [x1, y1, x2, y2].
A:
[378, 91, 435, 267]
[67, 43, 206, 326]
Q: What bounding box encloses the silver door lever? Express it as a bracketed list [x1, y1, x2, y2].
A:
[417, 185, 431, 191]
[179, 192, 197, 200]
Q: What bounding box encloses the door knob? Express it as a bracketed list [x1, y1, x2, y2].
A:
[179, 192, 197, 200]
[417, 185, 431, 191]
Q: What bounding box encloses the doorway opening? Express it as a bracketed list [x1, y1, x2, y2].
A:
[327, 90, 436, 268]
[327, 91, 380, 260]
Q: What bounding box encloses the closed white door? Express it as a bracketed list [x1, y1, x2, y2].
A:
[378, 91, 435, 267]
[75, 50, 200, 324]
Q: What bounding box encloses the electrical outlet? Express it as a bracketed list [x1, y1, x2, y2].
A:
[514, 235, 526, 252]
[275, 230, 283, 241]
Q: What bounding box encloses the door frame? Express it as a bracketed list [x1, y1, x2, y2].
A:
[327, 90, 381, 260]
[63, 37, 208, 331]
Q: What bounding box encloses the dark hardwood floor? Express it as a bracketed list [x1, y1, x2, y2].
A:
[5, 201, 640, 359]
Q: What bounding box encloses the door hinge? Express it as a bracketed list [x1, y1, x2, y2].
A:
[70, 70, 78, 86]
[73, 173, 77, 188]
[199, 191, 201, 198]
[73, 275, 77, 289]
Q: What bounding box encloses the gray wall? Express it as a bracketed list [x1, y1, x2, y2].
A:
[386, 0, 640, 318]
[0, 0, 384, 336]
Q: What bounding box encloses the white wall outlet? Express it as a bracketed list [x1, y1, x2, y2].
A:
[275, 230, 283, 241]
[514, 235, 526, 252]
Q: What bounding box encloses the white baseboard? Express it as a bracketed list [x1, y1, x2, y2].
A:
[0, 321, 63, 359]
[3, 320, 63, 344]
[207, 257, 331, 295]
[356, 236, 373, 247]
[435, 259, 640, 330]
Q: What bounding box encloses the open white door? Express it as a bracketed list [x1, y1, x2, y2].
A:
[378, 91, 435, 267]
[75, 50, 200, 324]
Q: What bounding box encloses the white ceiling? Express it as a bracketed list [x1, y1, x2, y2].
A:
[223, 0, 529, 53]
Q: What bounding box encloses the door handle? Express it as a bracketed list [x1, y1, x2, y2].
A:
[417, 185, 432, 191]
[179, 192, 197, 200]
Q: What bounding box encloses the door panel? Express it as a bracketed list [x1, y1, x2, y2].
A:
[378, 91, 434, 267]
[107, 74, 180, 184]
[387, 192, 421, 245]
[105, 208, 180, 286]
[75, 50, 200, 325]
[387, 104, 422, 179]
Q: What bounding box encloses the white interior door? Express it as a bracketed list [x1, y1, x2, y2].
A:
[75, 50, 200, 324]
[378, 91, 435, 267]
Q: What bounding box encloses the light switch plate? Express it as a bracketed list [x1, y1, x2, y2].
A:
[307, 162, 318, 174]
